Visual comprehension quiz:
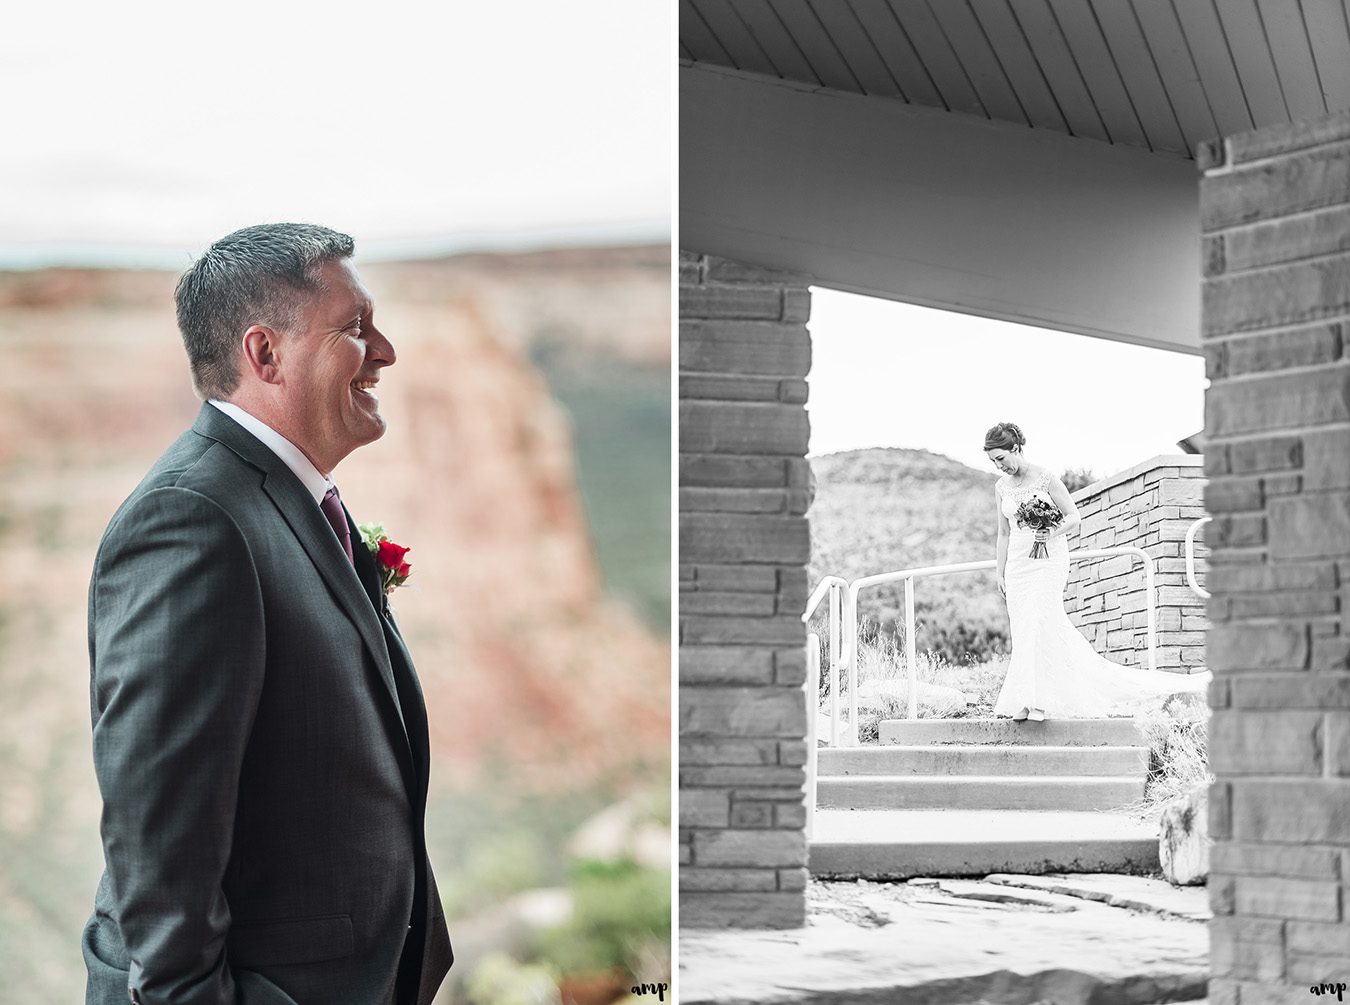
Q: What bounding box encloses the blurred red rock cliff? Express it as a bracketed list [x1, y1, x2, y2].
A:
[0, 245, 671, 792]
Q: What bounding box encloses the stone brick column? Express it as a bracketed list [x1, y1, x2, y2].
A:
[1200, 112, 1350, 998]
[1065, 457, 1208, 673]
[678, 251, 812, 928]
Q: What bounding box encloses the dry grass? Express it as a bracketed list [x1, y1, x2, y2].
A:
[814, 635, 1009, 741]
[856, 635, 1006, 713]
[1122, 695, 1212, 823]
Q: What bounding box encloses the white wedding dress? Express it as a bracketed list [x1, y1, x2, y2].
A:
[992, 471, 1211, 718]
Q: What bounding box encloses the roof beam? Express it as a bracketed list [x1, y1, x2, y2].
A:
[681, 63, 1202, 355]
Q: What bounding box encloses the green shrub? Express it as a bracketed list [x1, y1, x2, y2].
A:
[443, 830, 549, 919]
[465, 952, 560, 1005]
[536, 858, 671, 977]
[1061, 467, 1099, 493]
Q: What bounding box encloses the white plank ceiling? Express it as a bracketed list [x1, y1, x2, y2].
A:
[680, 0, 1350, 159]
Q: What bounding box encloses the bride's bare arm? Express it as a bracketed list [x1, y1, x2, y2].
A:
[1044, 474, 1082, 540]
[995, 483, 1009, 594]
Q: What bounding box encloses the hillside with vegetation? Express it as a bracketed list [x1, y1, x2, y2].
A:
[809, 447, 1010, 663]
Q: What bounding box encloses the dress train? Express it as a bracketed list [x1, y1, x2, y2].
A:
[993, 481, 1210, 719]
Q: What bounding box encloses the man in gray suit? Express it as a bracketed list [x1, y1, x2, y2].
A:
[82, 223, 453, 1004]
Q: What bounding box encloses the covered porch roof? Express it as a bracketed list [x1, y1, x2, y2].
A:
[680, 0, 1350, 354]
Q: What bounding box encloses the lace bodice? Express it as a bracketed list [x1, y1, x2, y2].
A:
[997, 470, 1056, 528]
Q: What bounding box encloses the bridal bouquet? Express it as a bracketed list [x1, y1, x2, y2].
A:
[1015, 497, 1063, 559]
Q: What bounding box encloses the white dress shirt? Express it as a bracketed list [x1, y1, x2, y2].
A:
[207, 400, 334, 504]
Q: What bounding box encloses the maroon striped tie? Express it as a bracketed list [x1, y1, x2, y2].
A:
[320, 486, 355, 565]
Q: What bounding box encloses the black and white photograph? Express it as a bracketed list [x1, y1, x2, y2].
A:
[679, 2, 1350, 1003]
[0, 3, 670, 1003]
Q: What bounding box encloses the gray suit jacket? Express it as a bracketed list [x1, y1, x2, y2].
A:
[83, 404, 453, 1004]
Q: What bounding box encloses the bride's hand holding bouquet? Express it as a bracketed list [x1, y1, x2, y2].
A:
[1015, 497, 1064, 559]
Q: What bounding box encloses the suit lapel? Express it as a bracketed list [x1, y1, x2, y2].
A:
[190, 405, 412, 760]
[352, 531, 430, 803]
[382, 606, 430, 804]
[349, 517, 386, 612]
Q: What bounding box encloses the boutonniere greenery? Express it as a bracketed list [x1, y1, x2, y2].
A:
[357, 523, 412, 595]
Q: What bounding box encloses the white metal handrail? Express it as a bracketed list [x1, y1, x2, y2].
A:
[805, 578, 848, 833]
[804, 576, 848, 622]
[805, 633, 820, 840]
[1186, 516, 1212, 600]
[848, 560, 994, 722]
[803, 576, 848, 746]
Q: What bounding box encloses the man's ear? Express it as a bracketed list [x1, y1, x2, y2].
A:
[240, 325, 283, 385]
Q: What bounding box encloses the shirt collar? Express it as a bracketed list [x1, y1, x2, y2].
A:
[207, 400, 333, 504]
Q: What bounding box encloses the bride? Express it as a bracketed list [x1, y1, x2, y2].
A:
[986, 422, 1210, 720]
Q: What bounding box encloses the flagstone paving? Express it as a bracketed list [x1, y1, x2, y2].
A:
[679, 874, 1209, 1005]
[983, 872, 1210, 922]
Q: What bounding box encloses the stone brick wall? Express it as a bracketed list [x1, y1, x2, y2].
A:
[1200, 112, 1350, 1000]
[1065, 457, 1208, 673]
[678, 250, 813, 928]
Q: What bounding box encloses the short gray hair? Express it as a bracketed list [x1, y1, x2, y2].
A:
[174, 222, 355, 398]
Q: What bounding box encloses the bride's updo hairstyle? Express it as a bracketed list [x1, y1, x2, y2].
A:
[984, 422, 1026, 452]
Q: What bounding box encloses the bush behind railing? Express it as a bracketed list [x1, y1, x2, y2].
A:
[1123, 695, 1212, 823]
[810, 633, 1008, 729]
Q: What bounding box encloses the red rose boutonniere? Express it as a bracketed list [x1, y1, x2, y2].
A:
[358, 523, 412, 594]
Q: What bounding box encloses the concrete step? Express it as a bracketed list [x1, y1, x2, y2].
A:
[818, 744, 1148, 777]
[817, 775, 1143, 811]
[809, 809, 1160, 878]
[880, 717, 1142, 747]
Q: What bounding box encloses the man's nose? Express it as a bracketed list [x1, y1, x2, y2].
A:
[367, 328, 396, 367]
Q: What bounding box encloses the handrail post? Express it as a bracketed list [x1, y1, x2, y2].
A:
[828, 582, 841, 683]
[905, 576, 918, 720]
[806, 633, 819, 841]
[828, 585, 841, 746]
[846, 583, 859, 746]
[802, 575, 850, 748]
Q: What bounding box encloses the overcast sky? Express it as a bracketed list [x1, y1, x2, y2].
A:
[807, 288, 1208, 480]
[0, 1, 669, 266]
